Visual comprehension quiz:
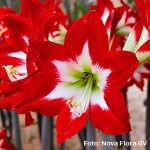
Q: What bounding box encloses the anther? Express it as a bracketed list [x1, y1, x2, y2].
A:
[72, 100, 76, 106]
[0, 27, 8, 36]
[66, 99, 71, 105]
[8, 66, 19, 75]
[66, 99, 82, 107]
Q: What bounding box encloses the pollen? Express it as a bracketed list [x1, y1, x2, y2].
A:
[66, 99, 82, 107]
[7, 66, 19, 75]
[0, 27, 8, 36]
[66, 99, 71, 105]
[72, 100, 77, 106]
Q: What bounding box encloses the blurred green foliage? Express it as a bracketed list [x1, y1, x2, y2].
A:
[0, 0, 20, 11]
[0, 0, 6, 6]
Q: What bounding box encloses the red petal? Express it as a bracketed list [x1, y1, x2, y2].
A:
[123, 22, 143, 51]
[56, 105, 88, 145]
[99, 51, 139, 90]
[0, 7, 16, 17]
[64, 10, 109, 61]
[111, 35, 125, 50]
[27, 47, 39, 75]
[135, 0, 149, 29]
[90, 90, 131, 134]
[10, 68, 60, 116]
[144, 0, 150, 30]
[0, 128, 7, 139]
[39, 2, 67, 40]
[0, 78, 28, 97]
[0, 128, 17, 150]
[16, 98, 64, 117]
[137, 39, 150, 52]
[2, 14, 35, 49]
[20, 0, 41, 33]
[12, 71, 57, 105]
[97, 0, 114, 9]
[131, 77, 144, 90]
[0, 78, 28, 111]
[141, 63, 150, 79]
[41, 0, 55, 9]
[25, 112, 35, 126]
[29, 39, 68, 62]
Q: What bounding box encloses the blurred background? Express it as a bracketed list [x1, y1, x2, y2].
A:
[0, 0, 148, 150]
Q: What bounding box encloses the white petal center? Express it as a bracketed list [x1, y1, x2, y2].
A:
[48, 42, 111, 118]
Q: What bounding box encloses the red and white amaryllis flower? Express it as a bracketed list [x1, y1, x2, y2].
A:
[52, 11, 138, 144]
[92, 0, 138, 50]
[0, 35, 39, 83]
[0, 0, 68, 81]
[110, 0, 138, 50]
[0, 0, 68, 123]
[20, 0, 68, 43]
[0, 0, 68, 47]
[0, 10, 138, 144]
[0, 44, 28, 82]
[0, 9, 138, 143]
[123, 20, 150, 90]
[0, 43, 38, 125]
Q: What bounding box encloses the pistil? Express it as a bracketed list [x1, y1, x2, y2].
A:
[67, 73, 95, 118]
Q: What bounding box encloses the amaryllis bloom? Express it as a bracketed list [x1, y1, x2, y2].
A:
[0, 47, 27, 81]
[20, 0, 68, 43]
[0, 0, 68, 47]
[49, 11, 138, 144]
[110, 0, 138, 50]
[0, 0, 68, 80]
[53, 12, 138, 144]
[0, 128, 17, 150]
[0, 0, 68, 123]
[0, 10, 138, 144]
[0, 6, 39, 125]
[0, 43, 38, 125]
[112, 0, 138, 35]
[0, 20, 39, 125]
[123, 21, 150, 90]
[132, 41, 150, 89]
[92, 0, 138, 50]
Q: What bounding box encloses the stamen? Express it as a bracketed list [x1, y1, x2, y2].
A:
[8, 67, 19, 75]
[0, 27, 8, 36]
[2, 65, 26, 82]
[67, 74, 94, 118]
[66, 99, 71, 105]
[66, 99, 82, 107]
[7, 66, 19, 75]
